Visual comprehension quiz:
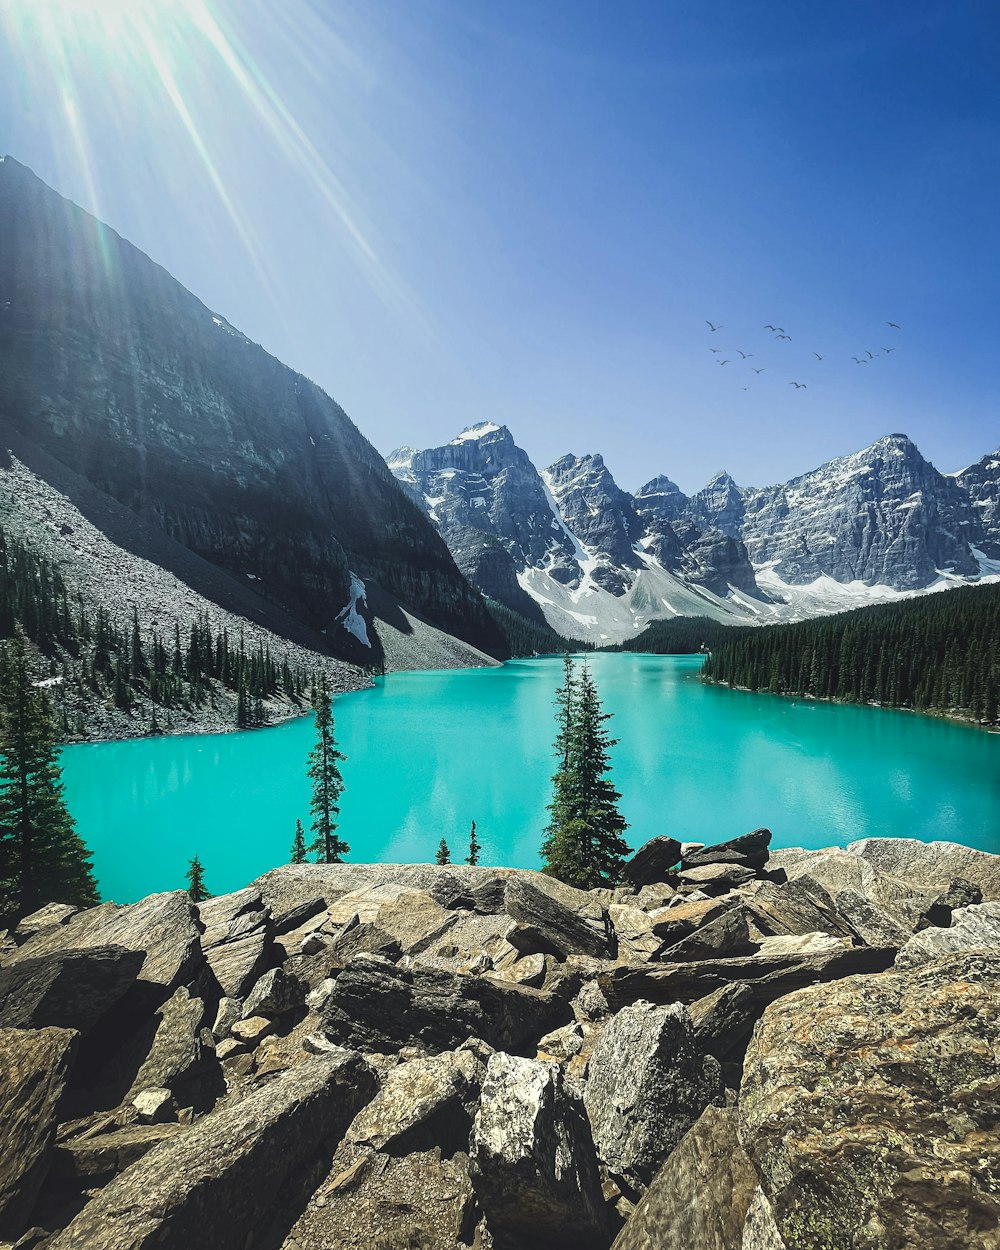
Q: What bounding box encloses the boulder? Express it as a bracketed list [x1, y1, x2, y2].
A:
[850, 837, 1000, 901]
[622, 837, 682, 887]
[831, 888, 910, 948]
[648, 896, 734, 943]
[608, 905, 662, 963]
[196, 889, 273, 1000]
[676, 863, 756, 892]
[496, 952, 547, 988]
[583, 1001, 722, 1195]
[241, 966, 300, 1019]
[14, 903, 79, 942]
[611, 1106, 757, 1250]
[689, 982, 759, 1062]
[918, 877, 984, 930]
[48, 1122, 182, 1188]
[740, 877, 859, 942]
[10, 892, 203, 1002]
[371, 889, 458, 955]
[0, 946, 144, 1035]
[124, 987, 212, 1107]
[754, 931, 849, 958]
[505, 877, 610, 960]
[681, 828, 772, 872]
[275, 1142, 478, 1250]
[657, 906, 752, 961]
[45, 1049, 378, 1250]
[325, 917, 402, 965]
[320, 955, 570, 1055]
[536, 1021, 585, 1062]
[895, 901, 1000, 970]
[346, 1049, 478, 1154]
[470, 1052, 608, 1249]
[0, 1026, 78, 1239]
[132, 1088, 176, 1124]
[739, 950, 1000, 1250]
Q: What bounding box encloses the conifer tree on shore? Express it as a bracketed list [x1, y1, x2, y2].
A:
[541, 656, 630, 889]
[290, 819, 308, 864]
[185, 854, 210, 902]
[436, 838, 451, 865]
[307, 676, 348, 863]
[0, 632, 99, 920]
[466, 819, 481, 866]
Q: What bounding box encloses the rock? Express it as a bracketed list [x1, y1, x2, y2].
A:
[372, 889, 458, 955]
[326, 918, 402, 965]
[608, 905, 662, 963]
[573, 978, 612, 1022]
[850, 837, 1000, 901]
[739, 950, 1000, 1250]
[124, 987, 211, 1106]
[211, 996, 241, 1040]
[230, 1015, 273, 1045]
[346, 1050, 477, 1154]
[536, 1021, 585, 1062]
[832, 888, 910, 948]
[276, 1142, 478, 1250]
[583, 1001, 722, 1195]
[49, 1123, 182, 1187]
[676, 863, 756, 892]
[610, 1106, 757, 1250]
[919, 877, 984, 929]
[602, 945, 897, 1012]
[0, 946, 145, 1035]
[895, 901, 1000, 970]
[300, 932, 326, 956]
[689, 982, 759, 1062]
[320, 955, 570, 1055]
[741, 1186, 788, 1250]
[755, 931, 849, 957]
[45, 1049, 378, 1250]
[648, 896, 734, 942]
[470, 1052, 608, 1250]
[740, 877, 860, 942]
[497, 952, 547, 988]
[681, 828, 772, 871]
[505, 877, 610, 960]
[633, 883, 677, 910]
[10, 892, 203, 1002]
[657, 906, 752, 961]
[196, 889, 273, 1000]
[0, 1026, 78, 1240]
[14, 903, 79, 942]
[241, 966, 300, 1019]
[622, 837, 682, 887]
[131, 1088, 176, 1124]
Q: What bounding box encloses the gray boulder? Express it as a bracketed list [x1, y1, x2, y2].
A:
[657, 906, 752, 961]
[45, 1049, 377, 1250]
[196, 889, 273, 1000]
[320, 954, 570, 1054]
[241, 966, 300, 1019]
[0, 945, 144, 1035]
[583, 1000, 722, 1195]
[681, 828, 771, 871]
[622, 837, 682, 887]
[505, 876, 610, 960]
[14, 903, 79, 942]
[611, 1106, 757, 1250]
[0, 1026, 78, 1240]
[895, 901, 1000, 970]
[346, 1049, 478, 1154]
[471, 1052, 608, 1249]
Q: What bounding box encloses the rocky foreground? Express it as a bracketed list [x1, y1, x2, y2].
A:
[1, 833, 999, 1250]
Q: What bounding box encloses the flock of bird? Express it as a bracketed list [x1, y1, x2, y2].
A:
[703, 319, 902, 392]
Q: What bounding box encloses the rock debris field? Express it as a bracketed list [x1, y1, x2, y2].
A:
[1, 831, 999, 1250]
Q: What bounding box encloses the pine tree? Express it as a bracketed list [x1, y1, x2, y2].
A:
[290, 819, 307, 864]
[541, 658, 631, 890]
[0, 632, 99, 920]
[185, 854, 210, 903]
[307, 676, 349, 863]
[466, 819, 481, 866]
[436, 838, 451, 865]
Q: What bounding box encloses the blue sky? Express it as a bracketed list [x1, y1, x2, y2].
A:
[1, 0, 997, 492]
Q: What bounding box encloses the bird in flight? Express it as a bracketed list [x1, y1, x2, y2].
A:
[718, 359, 731, 366]
[709, 347, 722, 353]
[706, 321, 723, 332]
[813, 353, 823, 361]
[741, 386, 750, 391]
[853, 357, 867, 364]
[751, 367, 765, 374]
[764, 325, 784, 333]
[789, 381, 807, 389]
[886, 321, 901, 329]
[866, 350, 875, 359]
[882, 346, 895, 353]
[776, 334, 791, 341]
[737, 350, 753, 359]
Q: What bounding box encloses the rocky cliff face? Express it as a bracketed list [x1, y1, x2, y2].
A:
[395, 425, 994, 642]
[741, 434, 979, 590]
[1, 834, 998, 1248]
[0, 157, 506, 664]
[956, 447, 1000, 560]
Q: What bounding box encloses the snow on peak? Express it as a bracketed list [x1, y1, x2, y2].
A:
[386, 446, 418, 470]
[450, 422, 504, 444]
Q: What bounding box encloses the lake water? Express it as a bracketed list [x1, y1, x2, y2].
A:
[60, 653, 1000, 903]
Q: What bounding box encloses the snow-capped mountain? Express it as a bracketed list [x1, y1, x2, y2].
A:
[390, 426, 998, 642]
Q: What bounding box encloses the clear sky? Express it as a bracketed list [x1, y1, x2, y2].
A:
[1, 0, 997, 493]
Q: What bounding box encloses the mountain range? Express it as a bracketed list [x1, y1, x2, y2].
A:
[390, 425, 1000, 642]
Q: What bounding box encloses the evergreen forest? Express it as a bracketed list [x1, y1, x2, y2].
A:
[702, 583, 1000, 724]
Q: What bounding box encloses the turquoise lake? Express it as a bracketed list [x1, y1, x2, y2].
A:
[60, 653, 1000, 903]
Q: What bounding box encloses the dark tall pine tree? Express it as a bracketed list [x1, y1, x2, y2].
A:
[466, 819, 481, 866]
[290, 819, 307, 865]
[436, 838, 451, 865]
[0, 632, 99, 920]
[541, 657, 631, 889]
[185, 854, 210, 903]
[307, 676, 349, 863]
